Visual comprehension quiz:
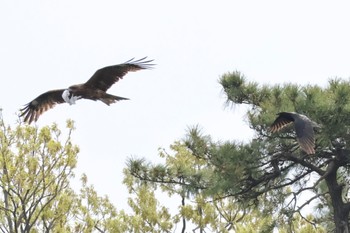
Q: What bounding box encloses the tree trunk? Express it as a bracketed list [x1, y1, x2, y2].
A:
[181, 194, 186, 233]
[2, 165, 14, 233]
[325, 161, 350, 233]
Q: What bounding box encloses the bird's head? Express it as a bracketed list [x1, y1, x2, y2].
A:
[62, 89, 81, 105]
[276, 112, 295, 121]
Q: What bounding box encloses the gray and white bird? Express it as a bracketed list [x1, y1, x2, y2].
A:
[270, 112, 319, 155]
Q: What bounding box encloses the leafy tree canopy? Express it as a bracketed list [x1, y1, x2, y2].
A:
[127, 72, 350, 232]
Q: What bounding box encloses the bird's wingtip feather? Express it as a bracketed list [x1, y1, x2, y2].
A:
[124, 57, 156, 69]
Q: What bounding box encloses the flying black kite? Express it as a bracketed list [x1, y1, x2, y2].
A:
[270, 112, 319, 155]
[20, 57, 154, 124]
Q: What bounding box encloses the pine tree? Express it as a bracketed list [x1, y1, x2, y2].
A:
[126, 72, 350, 232]
[217, 72, 350, 232]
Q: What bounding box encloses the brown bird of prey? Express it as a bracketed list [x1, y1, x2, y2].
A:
[20, 57, 154, 124]
[270, 112, 319, 155]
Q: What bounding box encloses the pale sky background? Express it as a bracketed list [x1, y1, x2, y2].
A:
[1, 0, 350, 218]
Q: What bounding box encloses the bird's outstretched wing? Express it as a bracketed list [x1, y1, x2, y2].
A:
[84, 57, 155, 92]
[269, 113, 294, 133]
[294, 117, 315, 155]
[270, 112, 316, 155]
[20, 89, 66, 124]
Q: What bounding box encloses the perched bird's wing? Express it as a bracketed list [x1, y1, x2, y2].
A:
[269, 113, 294, 133]
[84, 57, 155, 92]
[294, 117, 315, 155]
[20, 89, 66, 124]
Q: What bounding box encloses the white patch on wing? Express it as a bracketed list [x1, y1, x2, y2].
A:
[62, 90, 70, 103]
[62, 89, 81, 105]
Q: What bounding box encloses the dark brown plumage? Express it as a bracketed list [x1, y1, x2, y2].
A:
[20, 57, 154, 124]
[270, 112, 318, 155]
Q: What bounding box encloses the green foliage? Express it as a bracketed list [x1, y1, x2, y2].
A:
[126, 184, 173, 232]
[220, 73, 350, 147]
[4, 69, 348, 232]
[0, 119, 124, 233]
[0, 120, 79, 232]
[125, 73, 350, 232]
[219, 71, 270, 108]
[125, 128, 281, 232]
[73, 174, 128, 233]
[277, 214, 327, 233]
[219, 72, 350, 231]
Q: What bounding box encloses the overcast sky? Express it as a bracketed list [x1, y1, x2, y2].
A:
[1, 0, 350, 213]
